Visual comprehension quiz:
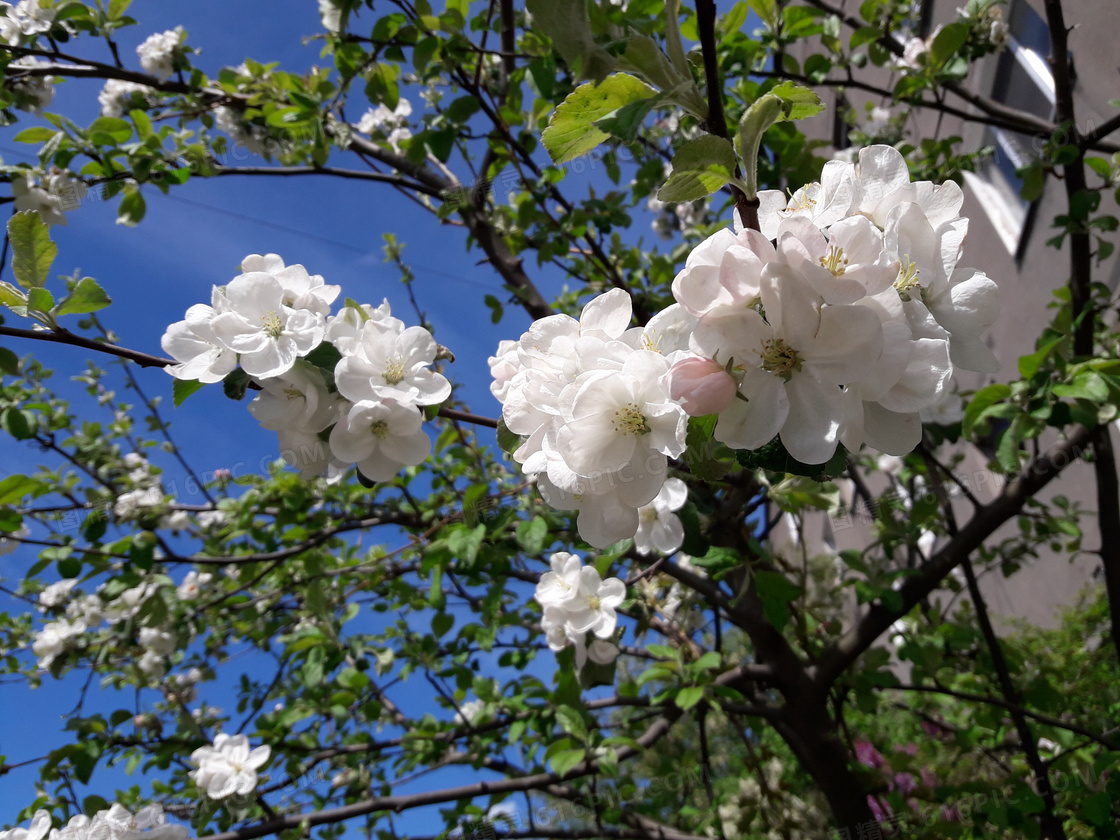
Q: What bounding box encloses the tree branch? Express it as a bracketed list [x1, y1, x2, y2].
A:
[814, 423, 1094, 687]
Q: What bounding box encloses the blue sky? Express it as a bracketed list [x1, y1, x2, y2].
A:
[0, 0, 749, 829]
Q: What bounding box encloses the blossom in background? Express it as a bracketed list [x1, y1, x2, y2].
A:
[98, 79, 151, 118]
[356, 98, 413, 152]
[0, 808, 51, 840]
[12, 168, 88, 226]
[190, 733, 271, 800]
[0, 523, 29, 556]
[176, 570, 212, 600]
[0, 0, 55, 45]
[534, 553, 625, 668]
[634, 477, 688, 555]
[5, 56, 54, 114]
[136, 28, 182, 81]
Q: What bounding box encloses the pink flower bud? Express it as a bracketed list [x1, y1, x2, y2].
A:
[669, 356, 738, 416]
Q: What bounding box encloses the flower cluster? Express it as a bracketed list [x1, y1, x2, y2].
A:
[534, 552, 623, 670]
[190, 733, 271, 800]
[5, 56, 54, 114]
[98, 79, 152, 118]
[0, 805, 187, 840]
[161, 254, 450, 483]
[493, 146, 995, 547]
[0, 0, 54, 45]
[356, 98, 413, 153]
[491, 289, 693, 547]
[12, 167, 87, 226]
[136, 28, 184, 81]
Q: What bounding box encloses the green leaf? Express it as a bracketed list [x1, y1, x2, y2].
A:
[117, 189, 146, 226]
[675, 686, 705, 710]
[554, 705, 588, 740]
[929, 21, 970, 67]
[542, 74, 657, 164]
[0, 346, 18, 376]
[0, 281, 27, 307]
[130, 108, 153, 141]
[525, 0, 614, 82]
[54, 277, 112, 316]
[1053, 371, 1110, 402]
[431, 612, 454, 638]
[27, 287, 54, 313]
[657, 135, 738, 202]
[0, 474, 43, 504]
[754, 570, 801, 632]
[8, 211, 57, 289]
[767, 81, 825, 120]
[748, 0, 778, 29]
[1, 407, 33, 440]
[88, 116, 133, 144]
[516, 516, 548, 556]
[13, 127, 59, 144]
[549, 748, 586, 776]
[172, 378, 205, 407]
[222, 367, 252, 401]
[736, 436, 848, 479]
[963, 383, 1011, 438]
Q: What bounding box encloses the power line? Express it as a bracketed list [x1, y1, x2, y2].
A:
[0, 144, 498, 293]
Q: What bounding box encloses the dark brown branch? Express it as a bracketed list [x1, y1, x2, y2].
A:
[213, 164, 443, 197]
[0, 325, 173, 368]
[960, 554, 1067, 838]
[1092, 426, 1120, 654]
[814, 423, 1094, 687]
[695, 0, 758, 231]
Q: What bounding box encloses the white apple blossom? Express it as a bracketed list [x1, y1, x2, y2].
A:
[161, 293, 238, 383]
[190, 733, 271, 800]
[328, 399, 432, 481]
[357, 98, 413, 151]
[176, 570, 212, 600]
[0, 810, 51, 840]
[32, 617, 85, 668]
[334, 321, 451, 407]
[634, 477, 688, 556]
[248, 362, 339, 435]
[240, 253, 341, 316]
[6, 56, 54, 113]
[136, 28, 182, 81]
[97, 79, 151, 118]
[0, 523, 29, 556]
[534, 553, 626, 667]
[209, 270, 325, 379]
[38, 578, 77, 609]
[0, 0, 54, 44]
[13, 168, 87, 226]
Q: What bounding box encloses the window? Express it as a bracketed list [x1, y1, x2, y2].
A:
[965, 0, 1056, 256]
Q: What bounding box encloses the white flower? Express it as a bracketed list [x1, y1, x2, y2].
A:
[209, 271, 325, 379]
[176, 570, 212, 601]
[38, 578, 77, 609]
[454, 699, 487, 725]
[488, 339, 520, 402]
[863, 105, 894, 138]
[161, 293, 239, 383]
[32, 617, 85, 668]
[240, 253, 340, 317]
[319, 0, 342, 32]
[334, 322, 451, 407]
[0, 810, 52, 840]
[161, 510, 191, 532]
[0, 0, 55, 44]
[6, 56, 54, 114]
[328, 399, 432, 481]
[357, 99, 413, 150]
[136, 28, 181, 81]
[671, 227, 773, 317]
[214, 105, 267, 156]
[98, 79, 150, 118]
[534, 552, 585, 609]
[560, 565, 626, 639]
[0, 522, 29, 556]
[190, 733, 271, 800]
[197, 509, 227, 530]
[555, 351, 687, 507]
[12, 168, 87, 226]
[248, 362, 339, 434]
[114, 486, 164, 519]
[692, 266, 883, 465]
[634, 477, 688, 555]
